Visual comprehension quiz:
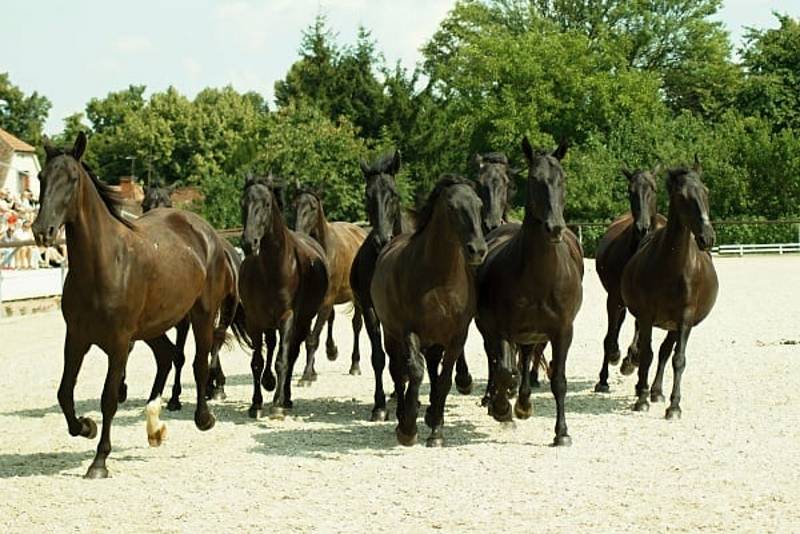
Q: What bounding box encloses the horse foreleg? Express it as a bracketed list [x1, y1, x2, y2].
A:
[395, 332, 424, 446]
[349, 307, 363, 375]
[58, 332, 95, 439]
[271, 313, 296, 419]
[118, 341, 135, 403]
[651, 332, 677, 403]
[85, 341, 129, 479]
[550, 328, 573, 447]
[167, 319, 190, 411]
[364, 306, 387, 421]
[514, 344, 534, 419]
[454, 352, 473, 395]
[632, 320, 654, 413]
[261, 330, 277, 392]
[488, 338, 514, 422]
[248, 332, 265, 419]
[425, 346, 457, 447]
[300, 308, 329, 386]
[666, 325, 692, 420]
[530, 342, 548, 388]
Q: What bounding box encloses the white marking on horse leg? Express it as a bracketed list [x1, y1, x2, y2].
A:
[145, 396, 167, 447]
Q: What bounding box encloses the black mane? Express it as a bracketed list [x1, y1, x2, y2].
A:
[481, 152, 509, 165]
[413, 174, 473, 237]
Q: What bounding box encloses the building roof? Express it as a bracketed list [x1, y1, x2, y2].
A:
[0, 128, 36, 153]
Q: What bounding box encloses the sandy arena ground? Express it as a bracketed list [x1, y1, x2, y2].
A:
[1, 257, 799, 533]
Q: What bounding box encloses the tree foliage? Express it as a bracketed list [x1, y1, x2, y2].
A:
[0, 72, 51, 150]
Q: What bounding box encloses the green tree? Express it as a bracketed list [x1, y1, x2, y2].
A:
[0, 72, 51, 148]
[738, 13, 800, 131]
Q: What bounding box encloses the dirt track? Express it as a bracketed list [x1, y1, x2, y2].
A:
[1, 257, 799, 533]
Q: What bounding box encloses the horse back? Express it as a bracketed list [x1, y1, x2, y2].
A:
[324, 222, 367, 305]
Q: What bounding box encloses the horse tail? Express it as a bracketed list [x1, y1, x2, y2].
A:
[230, 304, 253, 351]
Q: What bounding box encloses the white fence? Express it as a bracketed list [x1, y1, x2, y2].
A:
[712, 243, 800, 256]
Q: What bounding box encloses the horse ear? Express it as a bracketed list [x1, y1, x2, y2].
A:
[693, 154, 702, 173]
[621, 166, 634, 180]
[391, 149, 402, 175]
[652, 162, 664, 177]
[471, 153, 483, 174]
[521, 136, 534, 164]
[553, 138, 569, 161]
[72, 131, 87, 160]
[43, 136, 59, 160]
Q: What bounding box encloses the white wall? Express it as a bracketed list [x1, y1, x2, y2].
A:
[1, 152, 41, 198]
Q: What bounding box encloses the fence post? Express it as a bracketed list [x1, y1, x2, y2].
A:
[578, 225, 583, 247]
[60, 262, 67, 288]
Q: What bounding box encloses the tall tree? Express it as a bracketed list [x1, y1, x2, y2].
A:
[738, 13, 800, 131]
[0, 72, 51, 146]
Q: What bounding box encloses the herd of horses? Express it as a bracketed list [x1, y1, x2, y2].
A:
[30, 131, 718, 479]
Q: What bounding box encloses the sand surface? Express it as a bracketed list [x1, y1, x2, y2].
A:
[1, 257, 799, 533]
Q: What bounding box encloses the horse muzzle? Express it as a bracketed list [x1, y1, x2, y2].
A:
[32, 223, 59, 247]
[466, 241, 488, 266]
[695, 225, 715, 251]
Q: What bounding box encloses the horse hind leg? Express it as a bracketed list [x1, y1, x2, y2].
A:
[349, 307, 363, 375]
[515, 344, 535, 419]
[326, 307, 340, 363]
[597, 297, 626, 392]
[207, 295, 237, 401]
[190, 312, 216, 432]
[261, 330, 278, 392]
[454, 352, 473, 395]
[144, 334, 176, 447]
[620, 319, 641, 376]
[364, 307, 388, 422]
[167, 319, 190, 411]
[118, 341, 135, 403]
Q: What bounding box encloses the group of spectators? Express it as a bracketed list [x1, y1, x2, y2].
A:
[0, 188, 66, 270]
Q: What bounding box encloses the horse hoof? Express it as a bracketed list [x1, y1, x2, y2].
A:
[195, 411, 216, 431]
[327, 347, 339, 361]
[395, 426, 417, 446]
[491, 400, 513, 423]
[665, 407, 682, 420]
[608, 350, 621, 366]
[261, 373, 276, 392]
[514, 399, 533, 420]
[269, 406, 287, 420]
[118, 383, 128, 404]
[147, 423, 168, 447]
[426, 435, 445, 448]
[370, 408, 388, 422]
[297, 378, 312, 387]
[79, 417, 97, 439]
[455, 373, 473, 395]
[553, 435, 572, 447]
[620, 359, 637, 376]
[632, 399, 650, 412]
[424, 408, 435, 429]
[248, 405, 262, 419]
[166, 398, 182, 412]
[84, 466, 109, 479]
[212, 388, 227, 402]
[480, 394, 491, 407]
[594, 383, 610, 393]
[349, 365, 362, 376]
[650, 392, 666, 403]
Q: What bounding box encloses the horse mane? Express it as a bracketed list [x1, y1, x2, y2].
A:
[413, 174, 473, 237]
[481, 152, 509, 165]
[363, 150, 399, 177]
[666, 166, 706, 194]
[78, 162, 136, 229]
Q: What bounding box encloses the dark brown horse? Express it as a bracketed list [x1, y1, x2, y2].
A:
[473, 152, 516, 233]
[237, 175, 329, 419]
[371, 176, 487, 446]
[140, 184, 239, 407]
[32, 132, 238, 478]
[594, 166, 666, 393]
[621, 160, 718, 419]
[476, 137, 583, 447]
[294, 190, 367, 382]
[350, 150, 408, 422]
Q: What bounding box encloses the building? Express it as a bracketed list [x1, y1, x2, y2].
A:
[0, 127, 41, 199]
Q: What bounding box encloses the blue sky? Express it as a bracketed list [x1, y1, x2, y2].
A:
[1, 0, 797, 135]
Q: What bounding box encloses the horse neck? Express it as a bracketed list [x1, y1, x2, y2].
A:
[518, 211, 561, 268]
[415, 202, 467, 281]
[661, 199, 695, 268]
[65, 172, 129, 283]
[313, 205, 332, 251]
[258, 204, 291, 269]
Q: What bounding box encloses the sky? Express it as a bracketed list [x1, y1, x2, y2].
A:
[1, 0, 797, 135]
